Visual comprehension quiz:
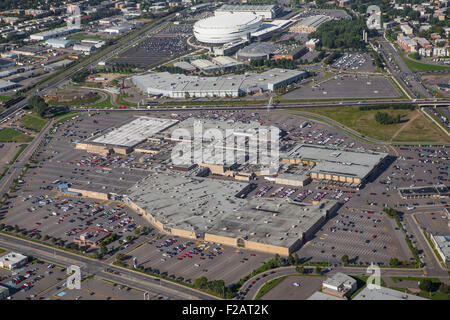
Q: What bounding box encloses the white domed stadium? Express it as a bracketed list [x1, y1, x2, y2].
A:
[193, 13, 263, 44]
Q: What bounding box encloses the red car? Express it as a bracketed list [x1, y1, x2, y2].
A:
[250, 253, 256, 256]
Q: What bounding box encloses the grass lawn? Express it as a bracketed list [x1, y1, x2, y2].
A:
[402, 54, 450, 72]
[18, 114, 48, 132]
[0, 95, 12, 102]
[418, 290, 450, 300]
[291, 106, 415, 141]
[393, 112, 450, 143]
[86, 96, 115, 108]
[290, 106, 450, 143]
[0, 247, 5, 254]
[116, 93, 138, 107]
[255, 276, 287, 300]
[0, 128, 33, 142]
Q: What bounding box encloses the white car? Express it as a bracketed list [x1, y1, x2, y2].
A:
[293, 282, 300, 287]
[194, 264, 200, 267]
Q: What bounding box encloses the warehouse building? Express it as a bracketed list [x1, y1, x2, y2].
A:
[215, 4, 283, 20]
[289, 15, 333, 33]
[29, 26, 81, 41]
[0, 79, 19, 92]
[131, 68, 307, 98]
[45, 38, 74, 49]
[281, 144, 388, 186]
[125, 169, 340, 256]
[44, 59, 75, 71]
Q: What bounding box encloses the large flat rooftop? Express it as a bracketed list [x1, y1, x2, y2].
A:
[283, 144, 388, 179]
[86, 116, 179, 148]
[126, 169, 338, 248]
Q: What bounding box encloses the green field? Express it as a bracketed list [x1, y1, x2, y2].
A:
[394, 113, 450, 143]
[68, 34, 105, 41]
[290, 106, 450, 143]
[18, 114, 48, 132]
[402, 54, 450, 72]
[0, 128, 33, 142]
[85, 96, 115, 108]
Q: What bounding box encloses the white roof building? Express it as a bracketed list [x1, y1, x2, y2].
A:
[0, 252, 28, 270]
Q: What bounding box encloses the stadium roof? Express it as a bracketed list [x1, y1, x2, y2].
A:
[195, 12, 262, 29]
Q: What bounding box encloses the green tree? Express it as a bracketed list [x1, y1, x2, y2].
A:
[315, 266, 322, 274]
[389, 257, 400, 267]
[28, 95, 48, 118]
[293, 253, 299, 266]
[341, 255, 349, 265]
[100, 244, 108, 255]
[115, 253, 124, 261]
[194, 276, 208, 289]
[418, 279, 432, 292]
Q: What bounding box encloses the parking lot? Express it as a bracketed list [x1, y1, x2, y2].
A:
[0, 258, 68, 300]
[283, 76, 401, 100]
[331, 53, 376, 73]
[112, 34, 189, 67]
[260, 275, 324, 300]
[47, 276, 161, 300]
[1, 109, 448, 285]
[414, 211, 449, 235]
[122, 234, 272, 285]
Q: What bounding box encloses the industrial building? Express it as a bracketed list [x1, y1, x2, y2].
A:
[131, 69, 308, 98]
[0, 252, 28, 270]
[44, 59, 75, 71]
[0, 79, 19, 92]
[75, 116, 179, 155]
[29, 26, 81, 41]
[430, 234, 450, 264]
[353, 287, 427, 300]
[0, 58, 15, 69]
[125, 169, 340, 256]
[289, 15, 333, 33]
[73, 44, 96, 53]
[45, 38, 74, 49]
[282, 144, 388, 186]
[215, 4, 283, 20]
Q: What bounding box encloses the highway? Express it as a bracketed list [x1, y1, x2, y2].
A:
[0, 233, 218, 300]
[378, 38, 433, 99]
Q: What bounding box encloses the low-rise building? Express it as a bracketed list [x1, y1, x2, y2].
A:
[0, 252, 28, 270]
[322, 272, 357, 298]
[430, 234, 450, 264]
[400, 23, 413, 35]
[397, 36, 417, 52]
[45, 38, 74, 49]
